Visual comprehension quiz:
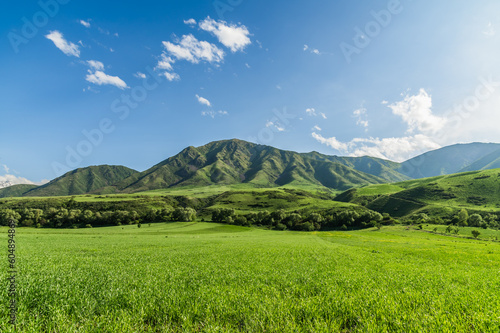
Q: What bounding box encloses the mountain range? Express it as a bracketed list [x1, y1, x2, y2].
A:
[1, 139, 500, 198]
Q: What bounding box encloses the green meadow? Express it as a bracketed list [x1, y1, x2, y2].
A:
[1, 222, 500, 332]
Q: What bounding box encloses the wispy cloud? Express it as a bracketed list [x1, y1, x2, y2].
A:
[87, 60, 104, 71]
[483, 22, 496, 36]
[79, 20, 91, 28]
[311, 89, 447, 161]
[202, 110, 228, 118]
[306, 108, 327, 119]
[303, 44, 321, 55]
[134, 72, 146, 79]
[199, 17, 251, 52]
[45, 31, 80, 57]
[353, 107, 369, 129]
[85, 70, 128, 89]
[196, 94, 211, 107]
[163, 34, 224, 64]
[184, 18, 197, 26]
[162, 72, 180, 81]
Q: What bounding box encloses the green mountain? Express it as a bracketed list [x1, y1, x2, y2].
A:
[398, 143, 500, 179]
[0, 184, 38, 198]
[458, 148, 500, 172]
[23, 165, 139, 197]
[335, 168, 500, 217]
[117, 139, 385, 192]
[302, 152, 409, 182]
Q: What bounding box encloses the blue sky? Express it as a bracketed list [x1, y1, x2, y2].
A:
[2, 0, 500, 185]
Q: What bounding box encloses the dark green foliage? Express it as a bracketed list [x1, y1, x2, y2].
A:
[115, 139, 386, 192]
[471, 230, 480, 238]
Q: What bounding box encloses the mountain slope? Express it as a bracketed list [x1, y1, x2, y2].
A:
[302, 152, 409, 182]
[335, 168, 500, 217]
[459, 148, 500, 172]
[0, 184, 38, 198]
[398, 143, 500, 179]
[23, 165, 139, 197]
[117, 139, 385, 192]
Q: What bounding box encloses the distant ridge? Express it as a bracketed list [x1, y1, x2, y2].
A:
[23, 165, 138, 197]
[3, 139, 500, 198]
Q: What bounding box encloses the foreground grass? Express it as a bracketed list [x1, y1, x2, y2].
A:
[1, 223, 500, 332]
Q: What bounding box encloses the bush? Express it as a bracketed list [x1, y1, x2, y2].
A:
[471, 230, 480, 239]
[85, 224, 92, 228]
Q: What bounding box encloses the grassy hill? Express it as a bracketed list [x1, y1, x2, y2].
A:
[23, 165, 138, 197]
[335, 168, 500, 217]
[0, 184, 38, 198]
[117, 139, 386, 192]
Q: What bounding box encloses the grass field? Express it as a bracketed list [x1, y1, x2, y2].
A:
[1, 223, 500, 332]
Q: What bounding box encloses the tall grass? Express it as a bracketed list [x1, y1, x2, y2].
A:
[1, 223, 499, 332]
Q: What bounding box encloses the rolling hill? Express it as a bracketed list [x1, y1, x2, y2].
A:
[335, 168, 500, 217]
[23, 165, 139, 197]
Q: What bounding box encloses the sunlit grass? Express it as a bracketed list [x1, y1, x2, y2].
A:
[0, 223, 499, 332]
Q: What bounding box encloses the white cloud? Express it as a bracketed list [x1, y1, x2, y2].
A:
[45, 30, 80, 57]
[163, 34, 225, 64]
[85, 70, 128, 89]
[245, 63, 251, 68]
[311, 89, 450, 161]
[312, 132, 440, 161]
[162, 72, 180, 81]
[196, 94, 211, 107]
[266, 120, 285, 132]
[381, 100, 389, 105]
[79, 20, 91, 28]
[320, 112, 327, 119]
[312, 132, 349, 151]
[87, 60, 104, 71]
[134, 72, 146, 79]
[156, 54, 175, 71]
[303, 44, 321, 55]
[353, 108, 369, 128]
[388, 89, 446, 134]
[312, 125, 322, 131]
[0, 174, 48, 188]
[202, 110, 228, 118]
[199, 17, 251, 52]
[2, 165, 9, 173]
[483, 22, 496, 36]
[306, 108, 316, 116]
[184, 18, 197, 25]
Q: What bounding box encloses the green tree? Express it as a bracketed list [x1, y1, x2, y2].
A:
[471, 230, 480, 239]
[457, 209, 469, 227]
[468, 214, 483, 227]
